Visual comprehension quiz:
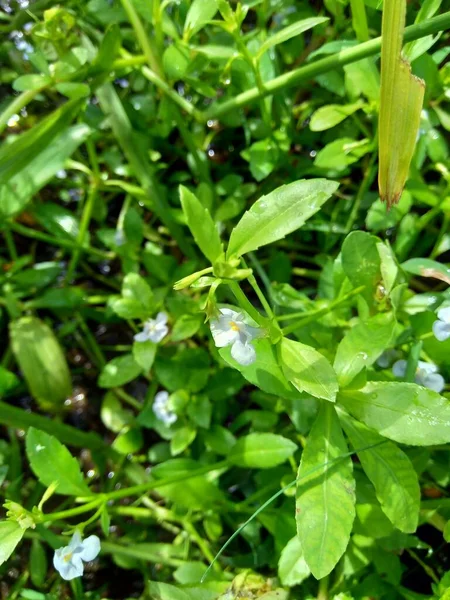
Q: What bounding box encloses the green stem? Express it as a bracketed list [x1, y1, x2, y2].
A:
[350, 0, 369, 42]
[120, 0, 162, 76]
[41, 498, 104, 522]
[345, 150, 378, 231]
[317, 575, 329, 600]
[228, 281, 267, 326]
[0, 88, 42, 134]
[281, 286, 365, 335]
[65, 182, 98, 283]
[204, 11, 450, 120]
[9, 222, 112, 259]
[4, 228, 18, 261]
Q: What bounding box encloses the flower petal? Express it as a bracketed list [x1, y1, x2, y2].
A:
[422, 373, 445, 393]
[218, 308, 239, 319]
[437, 306, 450, 323]
[154, 391, 169, 405]
[417, 361, 438, 374]
[392, 359, 407, 378]
[79, 535, 101, 562]
[68, 531, 83, 551]
[155, 312, 168, 325]
[54, 549, 84, 580]
[433, 320, 450, 342]
[148, 324, 168, 343]
[210, 323, 239, 347]
[231, 339, 256, 366]
[134, 331, 150, 343]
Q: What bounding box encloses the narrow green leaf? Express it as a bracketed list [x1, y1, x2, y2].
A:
[401, 257, 450, 286]
[296, 403, 355, 579]
[229, 433, 297, 469]
[278, 536, 311, 587]
[257, 17, 329, 57]
[310, 102, 363, 132]
[26, 428, 91, 496]
[227, 179, 339, 258]
[339, 382, 450, 445]
[333, 313, 396, 387]
[0, 521, 25, 566]
[279, 337, 338, 402]
[0, 99, 82, 184]
[30, 539, 48, 588]
[340, 414, 420, 532]
[179, 185, 223, 263]
[184, 0, 218, 38]
[0, 124, 91, 219]
[13, 74, 51, 92]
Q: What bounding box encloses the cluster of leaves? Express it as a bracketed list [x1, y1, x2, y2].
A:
[0, 0, 450, 599]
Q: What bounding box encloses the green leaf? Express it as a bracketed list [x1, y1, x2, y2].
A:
[340, 414, 420, 533]
[257, 17, 328, 57]
[171, 313, 203, 342]
[101, 392, 133, 433]
[227, 179, 339, 258]
[0, 99, 82, 184]
[55, 82, 90, 99]
[0, 124, 91, 219]
[9, 316, 72, 410]
[13, 74, 51, 91]
[30, 539, 48, 588]
[278, 536, 311, 587]
[314, 137, 371, 170]
[33, 203, 82, 240]
[25, 427, 91, 496]
[338, 382, 450, 445]
[296, 403, 355, 579]
[98, 354, 142, 388]
[341, 231, 381, 306]
[219, 339, 301, 401]
[0, 521, 25, 566]
[111, 273, 153, 319]
[229, 432, 297, 468]
[179, 186, 223, 263]
[401, 258, 450, 286]
[333, 313, 396, 387]
[279, 337, 338, 402]
[132, 340, 157, 372]
[184, 0, 218, 38]
[310, 102, 363, 131]
[171, 426, 197, 456]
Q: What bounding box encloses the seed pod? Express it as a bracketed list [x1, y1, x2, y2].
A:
[10, 316, 72, 411]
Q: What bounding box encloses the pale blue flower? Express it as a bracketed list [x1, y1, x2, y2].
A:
[153, 390, 177, 426]
[432, 307, 450, 342]
[53, 531, 100, 580]
[210, 308, 259, 366]
[134, 312, 168, 343]
[392, 359, 445, 393]
[376, 348, 401, 368]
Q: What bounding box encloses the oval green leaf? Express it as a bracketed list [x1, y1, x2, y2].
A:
[229, 433, 297, 468]
[26, 427, 91, 496]
[338, 381, 450, 445]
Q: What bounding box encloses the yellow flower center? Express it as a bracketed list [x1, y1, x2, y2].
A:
[64, 552, 73, 563]
[229, 321, 240, 332]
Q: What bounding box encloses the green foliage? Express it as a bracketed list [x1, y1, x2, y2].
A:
[0, 0, 449, 595]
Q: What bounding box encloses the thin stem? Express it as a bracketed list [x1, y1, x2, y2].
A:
[228, 281, 267, 326]
[0, 88, 42, 135]
[9, 222, 112, 259]
[120, 0, 162, 76]
[65, 182, 98, 283]
[4, 229, 18, 261]
[204, 11, 450, 120]
[281, 286, 365, 335]
[40, 498, 104, 522]
[345, 151, 378, 231]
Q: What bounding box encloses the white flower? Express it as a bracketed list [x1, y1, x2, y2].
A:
[210, 308, 260, 366]
[432, 307, 450, 342]
[134, 312, 168, 343]
[153, 390, 177, 426]
[392, 359, 445, 393]
[53, 531, 100, 581]
[376, 348, 401, 368]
